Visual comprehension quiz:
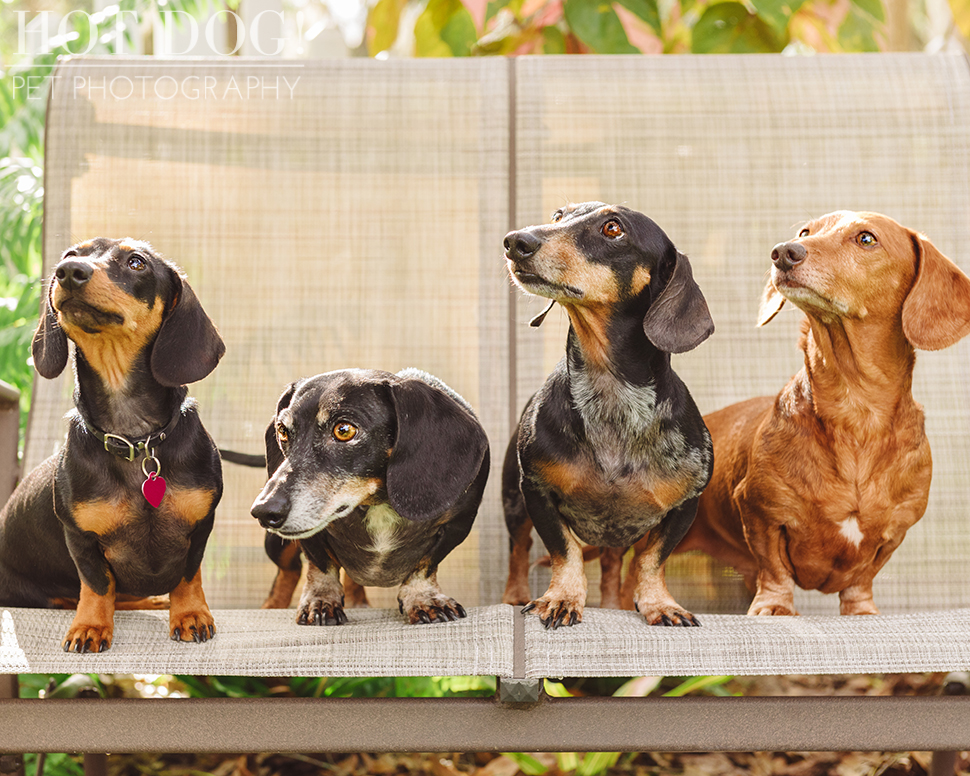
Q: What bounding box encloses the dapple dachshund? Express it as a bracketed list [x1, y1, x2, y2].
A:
[253, 368, 489, 625]
[502, 202, 715, 628]
[678, 211, 970, 615]
[0, 238, 225, 651]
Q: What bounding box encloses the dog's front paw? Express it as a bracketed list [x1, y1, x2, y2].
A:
[502, 580, 532, 607]
[170, 609, 216, 642]
[635, 601, 700, 627]
[62, 622, 113, 653]
[522, 596, 584, 629]
[747, 597, 798, 616]
[297, 598, 349, 626]
[398, 593, 467, 624]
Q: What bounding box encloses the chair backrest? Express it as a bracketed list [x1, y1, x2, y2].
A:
[38, 57, 512, 609]
[35, 53, 970, 614]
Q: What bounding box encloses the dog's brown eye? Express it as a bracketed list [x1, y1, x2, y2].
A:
[333, 422, 358, 442]
[128, 254, 147, 271]
[798, 228, 810, 238]
[276, 424, 289, 444]
[551, 210, 564, 223]
[857, 231, 877, 247]
[602, 220, 623, 239]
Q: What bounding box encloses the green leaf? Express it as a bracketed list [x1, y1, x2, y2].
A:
[542, 678, 574, 697]
[501, 752, 549, 775]
[837, 3, 881, 50]
[367, 0, 407, 55]
[542, 25, 568, 52]
[850, 0, 885, 23]
[750, 0, 807, 33]
[486, 0, 515, 24]
[663, 675, 734, 697]
[616, 0, 662, 36]
[690, 1, 787, 52]
[564, 0, 640, 51]
[577, 751, 622, 776]
[415, 0, 478, 55]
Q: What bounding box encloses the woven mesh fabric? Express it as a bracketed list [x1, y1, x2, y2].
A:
[522, 607, 970, 678]
[512, 53, 970, 615]
[38, 57, 511, 610]
[0, 605, 514, 677]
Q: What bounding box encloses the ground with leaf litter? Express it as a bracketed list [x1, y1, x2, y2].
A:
[44, 673, 969, 776]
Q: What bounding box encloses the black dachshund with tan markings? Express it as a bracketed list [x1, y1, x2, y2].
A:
[0, 238, 225, 652]
[253, 368, 489, 626]
[502, 202, 714, 628]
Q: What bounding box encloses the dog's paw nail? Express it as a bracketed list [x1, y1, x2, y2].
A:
[455, 604, 467, 619]
[568, 611, 579, 626]
[521, 603, 536, 614]
[99, 640, 109, 652]
[171, 628, 181, 641]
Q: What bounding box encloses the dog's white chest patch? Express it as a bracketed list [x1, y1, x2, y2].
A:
[839, 516, 864, 547]
[364, 504, 405, 556]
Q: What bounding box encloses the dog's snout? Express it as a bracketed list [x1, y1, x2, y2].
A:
[252, 489, 290, 530]
[54, 260, 93, 291]
[504, 230, 542, 259]
[771, 242, 807, 271]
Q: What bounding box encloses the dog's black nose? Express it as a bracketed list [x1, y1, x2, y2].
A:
[771, 242, 807, 271]
[54, 260, 93, 291]
[252, 490, 290, 530]
[504, 230, 542, 259]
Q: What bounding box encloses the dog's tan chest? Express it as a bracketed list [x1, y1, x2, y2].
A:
[744, 434, 930, 593]
[72, 486, 216, 537]
[537, 455, 702, 546]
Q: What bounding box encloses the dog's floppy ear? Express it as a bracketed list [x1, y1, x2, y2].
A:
[31, 282, 69, 379]
[902, 233, 970, 351]
[386, 378, 488, 522]
[262, 381, 301, 477]
[151, 272, 226, 387]
[642, 251, 714, 353]
[757, 278, 786, 327]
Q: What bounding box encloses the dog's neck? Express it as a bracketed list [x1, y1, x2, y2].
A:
[799, 314, 918, 434]
[72, 344, 185, 439]
[564, 305, 670, 429]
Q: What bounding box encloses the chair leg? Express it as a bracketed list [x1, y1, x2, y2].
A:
[930, 751, 957, 776]
[82, 754, 107, 776]
[0, 676, 25, 776]
[930, 672, 970, 776]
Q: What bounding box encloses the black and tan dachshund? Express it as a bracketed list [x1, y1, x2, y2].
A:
[502, 202, 714, 628]
[252, 368, 489, 626]
[0, 238, 225, 652]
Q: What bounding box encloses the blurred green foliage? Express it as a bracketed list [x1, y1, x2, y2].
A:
[369, 0, 887, 56]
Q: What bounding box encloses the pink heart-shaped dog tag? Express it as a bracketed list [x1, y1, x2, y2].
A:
[142, 473, 167, 508]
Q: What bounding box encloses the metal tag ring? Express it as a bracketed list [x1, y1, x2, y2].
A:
[142, 452, 162, 479]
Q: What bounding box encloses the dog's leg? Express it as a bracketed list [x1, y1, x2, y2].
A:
[296, 556, 348, 626]
[598, 547, 625, 609]
[745, 522, 799, 616]
[519, 480, 588, 628]
[64, 576, 117, 653]
[839, 582, 880, 615]
[169, 568, 216, 642]
[343, 574, 370, 608]
[502, 436, 533, 605]
[630, 498, 700, 626]
[503, 511, 534, 606]
[397, 561, 466, 624]
[397, 511, 473, 623]
[261, 535, 302, 609]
